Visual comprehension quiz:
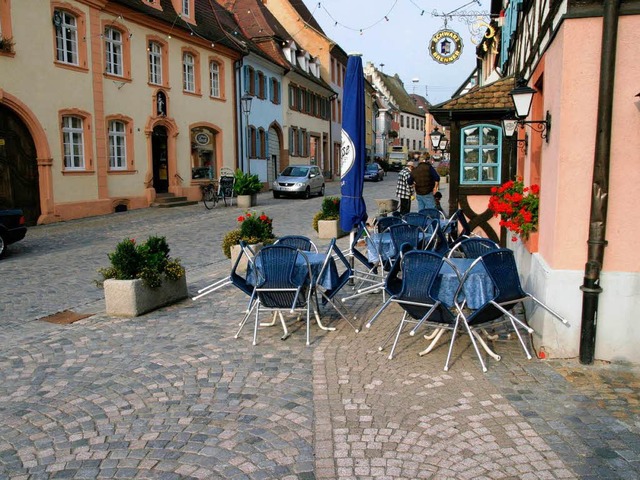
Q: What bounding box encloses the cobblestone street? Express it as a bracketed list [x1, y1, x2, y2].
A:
[1, 174, 639, 479]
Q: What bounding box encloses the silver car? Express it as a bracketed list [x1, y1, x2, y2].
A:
[272, 165, 325, 199]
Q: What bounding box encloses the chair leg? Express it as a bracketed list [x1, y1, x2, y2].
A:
[235, 301, 258, 339]
[419, 328, 446, 356]
[322, 294, 359, 333]
[387, 313, 411, 360]
[444, 317, 461, 371]
[253, 303, 261, 346]
[278, 311, 290, 341]
[507, 317, 532, 360]
[471, 330, 501, 362]
[365, 298, 393, 329]
[459, 318, 488, 373]
[529, 295, 569, 325]
[379, 311, 407, 353]
[306, 306, 311, 346]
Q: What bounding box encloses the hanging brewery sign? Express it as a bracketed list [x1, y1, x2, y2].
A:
[429, 29, 464, 64]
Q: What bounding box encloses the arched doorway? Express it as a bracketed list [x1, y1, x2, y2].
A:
[0, 104, 40, 225]
[268, 124, 282, 186]
[152, 125, 169, 193]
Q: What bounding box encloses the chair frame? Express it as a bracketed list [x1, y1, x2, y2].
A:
[315, 239, 359, 332]
[249, 245, 315, 346]
[275, 235, 319, 253]
[447, 237, 500, 259]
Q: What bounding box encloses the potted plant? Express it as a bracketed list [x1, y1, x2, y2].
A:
[222, 211, 276, 270]
[233, 169, 263, 208]
[97, 236, 187, 316]
[488, 177, 540, 243]
[313, 196, 345, 239]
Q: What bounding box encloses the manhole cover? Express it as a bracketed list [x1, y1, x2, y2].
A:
[41, 310, 93, 324]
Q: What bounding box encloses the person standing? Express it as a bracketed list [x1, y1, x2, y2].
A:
[395, 160, 415, 214]
[409, 154, 440, 210]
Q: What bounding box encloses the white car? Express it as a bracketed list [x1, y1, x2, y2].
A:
[272, 165, 325, 199]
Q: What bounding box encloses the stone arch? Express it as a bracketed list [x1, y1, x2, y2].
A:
[0, 89, 56, 224]
[144, 115, 179, 196]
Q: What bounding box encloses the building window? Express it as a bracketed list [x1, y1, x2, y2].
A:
[54, 9, 78, 65]
[270, 77, 280, 104]
[258, 128, 266, 158]
[244, 65, 255, 95]
[257, 71, 265, 99]
[148, 41, 162, 85]
[289, 126, 297, 155]
[400, 115, 404, 128]
[104, 27, 123, 76]
[249, 126, 257, 158]
[209, 62, 220, 98]
[288, 84, 295, 109]
[62, 115, 85, 170]
[460, 124, 502, 185]
[182, 0, 190, 17]
[183, 52, 195, 92]
[108, 120, 127, 170]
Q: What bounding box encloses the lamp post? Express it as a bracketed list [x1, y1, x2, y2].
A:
[241, 93, 253, 174]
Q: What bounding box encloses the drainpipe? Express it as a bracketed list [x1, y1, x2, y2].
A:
[235, 60, 244, 172]
[579, 0, 620, 365]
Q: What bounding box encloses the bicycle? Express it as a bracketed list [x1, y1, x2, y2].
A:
[201, 180, 225, 209]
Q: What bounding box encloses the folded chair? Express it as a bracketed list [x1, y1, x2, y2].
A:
[481, 249, 569, 327]
[249, 245, 315, 346]
[418, 208, 445, 220]
[402, 212, 429, 228]
[365, 248, 458, 360]
[374, 215, 405, 233]
[275, 235, 318, 253]
[340, 222, 384, 301]
[445, 252, 538, 372]
[447, 237, 500, 259]
[315, 238, 359, 332]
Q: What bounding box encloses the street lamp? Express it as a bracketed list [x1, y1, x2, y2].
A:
[429, 126, 444, 151]
[506, 78, 551, 142]
[241, 93, 253, 173]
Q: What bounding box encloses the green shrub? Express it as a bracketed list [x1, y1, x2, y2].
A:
[233, 169, 263, 195]
[222, 229, 243, 259]
[436, 164, 450, 177]
[97, 236, 184, 288]
[313, 197, 340, 232]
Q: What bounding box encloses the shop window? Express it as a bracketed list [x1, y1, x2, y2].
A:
[460, 124, 502, 185]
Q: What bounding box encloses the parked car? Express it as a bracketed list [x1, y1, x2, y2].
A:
[0, 209, 27, 258]
[272, 165, 325, 199]
[364, 162, 385, 182]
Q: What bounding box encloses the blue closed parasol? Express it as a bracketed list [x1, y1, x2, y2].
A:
[339, 55, 368, 233]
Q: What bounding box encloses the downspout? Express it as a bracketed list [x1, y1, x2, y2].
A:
[579, 0, 620, 365]
[235, 60, 244, 172]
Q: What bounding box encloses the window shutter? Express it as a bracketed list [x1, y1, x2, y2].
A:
[265, 131, 269, 157]
[243, 66, 250, 93]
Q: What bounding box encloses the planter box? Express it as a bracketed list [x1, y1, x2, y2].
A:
[104, 275, 188, 317]
[317, 219, 347, 239]
[237, 194, 257, 209]
[230, 242, 262, 272]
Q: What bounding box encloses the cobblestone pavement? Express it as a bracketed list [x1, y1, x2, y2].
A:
[1, 173, 639, 479]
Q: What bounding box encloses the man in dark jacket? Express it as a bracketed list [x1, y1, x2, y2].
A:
[408, 154, 440, 210]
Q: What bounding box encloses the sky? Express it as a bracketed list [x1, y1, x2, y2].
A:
[300, 0, 492, 105]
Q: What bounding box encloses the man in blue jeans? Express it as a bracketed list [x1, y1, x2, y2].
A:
[408, 154, 440, 210]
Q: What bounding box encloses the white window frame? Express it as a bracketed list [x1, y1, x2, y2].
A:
[148, 41, 162, 85]
[62, 116, 85, 170]
[182, 0, 190, 17]
[55, 10, 78, 65]
[183, 52, 195, 92]
[108, 120, 127, 170]
[104, 27, 123, 76]
[460, 123, 503, 185]
[209, 62, 220, 98]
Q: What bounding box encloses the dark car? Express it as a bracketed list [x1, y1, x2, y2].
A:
[0, 209, 27, 258]
[364, 163, 384, 182]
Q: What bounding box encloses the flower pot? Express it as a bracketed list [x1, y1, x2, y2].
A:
[104, 275, 188, 317]
[317, 219, 346, 239]
[237, 194, 257, 209]
[230, 242, 263, 272]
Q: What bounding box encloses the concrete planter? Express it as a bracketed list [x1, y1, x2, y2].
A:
[230, 242, 262, 273]
[236, 194, 257, 209]
[317, 219, 346, 239]
[104, 275, 188, 317]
